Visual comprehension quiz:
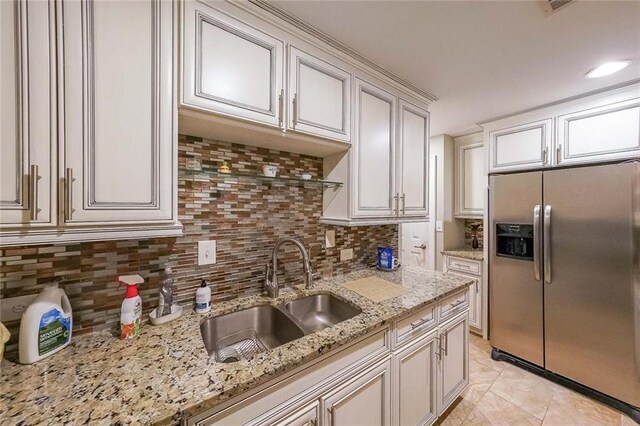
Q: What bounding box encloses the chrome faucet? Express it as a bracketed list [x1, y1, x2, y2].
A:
[264, 238, 313, 297]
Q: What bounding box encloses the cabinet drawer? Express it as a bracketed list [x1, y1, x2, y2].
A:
[394, 303, 437, 349]
[438, 289, 469, 324]
[445, 256, 481, 275]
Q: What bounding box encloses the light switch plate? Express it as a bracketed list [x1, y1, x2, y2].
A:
[198, 240, 216, 266]
[325, 230, 336, 248]
[1, 294, 37, 322]
[340, 248, 354, 261]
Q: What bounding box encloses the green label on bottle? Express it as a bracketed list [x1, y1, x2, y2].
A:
[38, 308, 71, 356]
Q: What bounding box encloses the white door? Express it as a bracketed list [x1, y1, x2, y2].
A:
[437, 312, 469, 415]
[397, 100, 429, 217]
[182, 0, 285, 128]
[322, 359, 392, 426]
[59, 0, 175, 224]
[455, 140, 485, 218]
[352, 79, 397, 218]
[289, 46, 351, 142]
[557, 98, 640, 166]
[0, 0, 56, 227]
[394, 331, 438, 426]
[488, 118, 552, 173]
[401, 222, 429, 269]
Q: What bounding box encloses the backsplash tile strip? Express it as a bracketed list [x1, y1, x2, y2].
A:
[0, 135, 397, 357]
[463, 219, 484, 249]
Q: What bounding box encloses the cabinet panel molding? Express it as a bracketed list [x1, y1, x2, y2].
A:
[557, 98, 640, 165]
[488, 118, 552, 173]
[59, 0, 175, 224]
[0, 0, 56, 227]
[289, 45, 351, 142]
[398, 100, 429, 217]
[454, 134, 484, 218]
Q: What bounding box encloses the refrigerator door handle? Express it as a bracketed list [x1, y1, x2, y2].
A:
[544, 205, 552, 284]
[533, 205, 541, 281]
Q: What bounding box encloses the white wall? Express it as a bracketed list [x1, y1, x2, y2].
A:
[432, 134, 465, 270]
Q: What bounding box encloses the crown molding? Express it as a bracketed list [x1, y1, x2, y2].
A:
[247, 0, 438, 102]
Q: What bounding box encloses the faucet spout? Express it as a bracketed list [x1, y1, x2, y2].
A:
[264, 238, 313, 297]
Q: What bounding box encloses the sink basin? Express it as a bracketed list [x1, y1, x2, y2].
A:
[280, 294, 362, 332]
[200, 305, 304, 362]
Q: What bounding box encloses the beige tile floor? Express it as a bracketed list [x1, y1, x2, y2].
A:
[437, 334, 637, 425]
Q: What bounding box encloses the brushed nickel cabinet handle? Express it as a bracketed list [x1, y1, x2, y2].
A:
[442, 331, 448, 356]
[292, 93, 298, 126]
[278, 89, 284, 128]
[475, 279, 479, 294]
[65, 167, 75, 221]
[29, 164, 39, 221]
[410, 317, 429, 329]
[400, 193, 406, 214]
[543, 146, 548, 165]
[414, 244, 426, 250]
[393, 193, 399, 217]
[436, 335, 441, 360]
[556, 144, 562, 164]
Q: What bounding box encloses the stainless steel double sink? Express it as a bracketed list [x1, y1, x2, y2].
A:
[200, 294, 361, 363]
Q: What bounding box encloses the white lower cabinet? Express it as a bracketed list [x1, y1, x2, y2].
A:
[444, 256, 484, 334]
[190, 292, 470, 426]
[437, 312, 469, 416]
[322, 359, 392, 426]
[394, 331, 438, 426]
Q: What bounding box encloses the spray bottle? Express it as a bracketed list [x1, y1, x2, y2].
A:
[119, 275, 143, 339]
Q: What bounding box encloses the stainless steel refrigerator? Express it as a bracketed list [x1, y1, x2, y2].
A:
[489, 161, 640, 410]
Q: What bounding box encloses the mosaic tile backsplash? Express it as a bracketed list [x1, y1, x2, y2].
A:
[0, 135, 398, 356]
[464, 219, 484, 249]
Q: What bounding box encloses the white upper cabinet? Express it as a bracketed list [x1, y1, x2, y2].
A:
[487, 118, 553, 173]
[352, 79, 397, 218]
[455, 133, 485, 218]
[398, 100, 430, 217]
[484, 83, 640, 174]
[556, 98, 640, 166]
[182, 0, 285, 128]
[288, 46, 351, 142]
[324, 79, 429, 225]
[59, 0, 175, 225]
[0, 0, 56, 228]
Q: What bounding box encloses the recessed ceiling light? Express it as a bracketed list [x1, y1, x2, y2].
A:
[585, 61, 631, 79]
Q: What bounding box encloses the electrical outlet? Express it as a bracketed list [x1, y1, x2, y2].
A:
[198, 240, 216, 266]
[436, 221, 444, 232]
[325, 230, 336, 248]
[1, 294, 37, 322]
[340, 248, 354, 261]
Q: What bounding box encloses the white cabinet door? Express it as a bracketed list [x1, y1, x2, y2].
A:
[0, 0, 56, 227]
[557, 98, 640, 166]
[437, 312, 469, 415]
[394, 331, 438, 426]
[59, 0, 175, 224]
[289, 46, 351, 142]
[488, 118, 552, 173]
[352, 79, 397, 218]
[398, 100, 429, 218]
[446, 270, 482, 331]
[182, 0, 284, 128]
[455, 138, 485, 218]
[322, 359, 392, 426]
[251, 400, 320, 426]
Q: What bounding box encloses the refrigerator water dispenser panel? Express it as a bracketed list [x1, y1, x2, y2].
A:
[496, 224, 534, 260]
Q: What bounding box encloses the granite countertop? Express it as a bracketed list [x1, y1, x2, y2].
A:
[0, 266, 472, 425]
[442, 248, 485, 261]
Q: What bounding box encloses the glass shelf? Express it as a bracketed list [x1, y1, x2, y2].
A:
[179, 169, 343, 189]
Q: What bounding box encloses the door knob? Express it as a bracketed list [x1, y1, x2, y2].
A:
[414, 244, 427, 250]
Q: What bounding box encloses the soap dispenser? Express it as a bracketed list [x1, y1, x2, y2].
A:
[195, 280, 212, 314]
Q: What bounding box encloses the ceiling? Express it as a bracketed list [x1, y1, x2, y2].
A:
[273, 0, 640, 136]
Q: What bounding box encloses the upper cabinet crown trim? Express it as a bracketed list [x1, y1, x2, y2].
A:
[241, 0, 437, 103]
